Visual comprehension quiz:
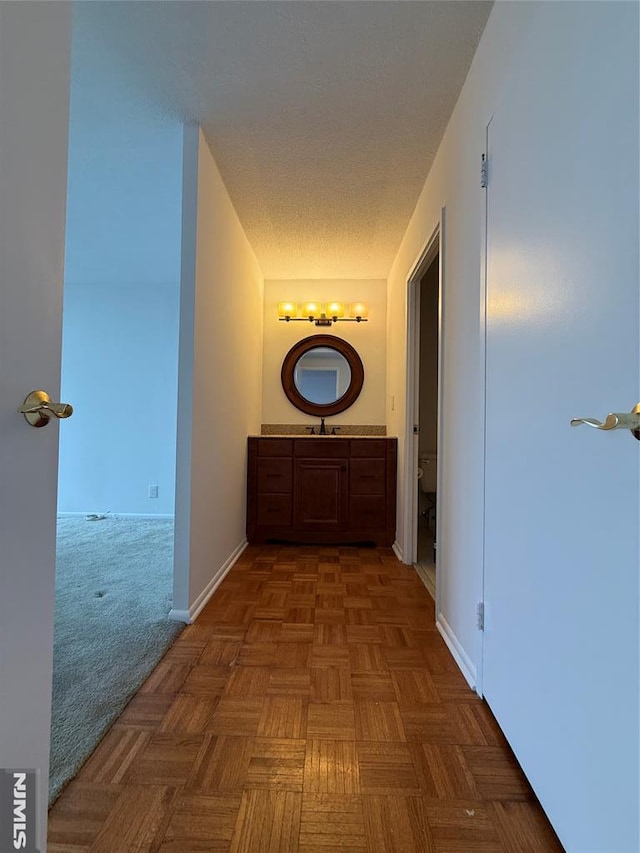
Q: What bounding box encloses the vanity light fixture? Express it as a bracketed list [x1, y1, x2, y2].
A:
[277, 301, 368, 326]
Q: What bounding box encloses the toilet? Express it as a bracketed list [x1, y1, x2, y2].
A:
[417, 451, 437, 494]
[418, 451, 437, 537]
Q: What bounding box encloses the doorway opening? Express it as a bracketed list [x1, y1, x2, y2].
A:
[415, 255, 439, 597]
[50, 31, 185, 802]
[402, 215, 443, 604]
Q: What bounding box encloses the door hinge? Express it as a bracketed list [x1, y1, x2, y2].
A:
[413, 425, 420, 434]
[476, 601, 485, 631]
[480, 154, 488, 188]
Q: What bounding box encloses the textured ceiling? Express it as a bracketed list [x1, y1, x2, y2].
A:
[73, 2, 492, 279]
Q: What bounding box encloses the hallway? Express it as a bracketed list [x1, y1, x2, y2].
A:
[48, 545, 563, 851]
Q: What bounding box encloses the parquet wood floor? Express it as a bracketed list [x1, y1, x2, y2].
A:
[48, 545, 564, 852]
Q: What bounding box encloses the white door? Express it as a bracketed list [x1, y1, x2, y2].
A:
[0, 5, 71, 849]
[483, 5, 638, 852]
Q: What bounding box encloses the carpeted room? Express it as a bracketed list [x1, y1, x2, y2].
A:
[51, 515, 181, 800]
[52, 291, 182, 801]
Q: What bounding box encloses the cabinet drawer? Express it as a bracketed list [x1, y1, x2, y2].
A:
[350, 459, 386, 495]
[257, 458, 292, 493]
[256, 438, 293, 456]
[257, 494, 292, 526]
[349, 495, 387, 528]
[350, 439, 388, 458]
[294, 439, 349, 458]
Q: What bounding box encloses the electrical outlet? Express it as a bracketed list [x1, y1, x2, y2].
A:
[148, 484, 159, 499]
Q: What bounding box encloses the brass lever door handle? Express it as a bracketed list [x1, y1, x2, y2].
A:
[570, 403, 640, 441]
[18, 390, 73, 428]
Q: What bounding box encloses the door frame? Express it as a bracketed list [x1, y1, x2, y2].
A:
[402, 210, 444, 611]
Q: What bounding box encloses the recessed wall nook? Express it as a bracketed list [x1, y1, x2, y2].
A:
[252, 310, 397, 546]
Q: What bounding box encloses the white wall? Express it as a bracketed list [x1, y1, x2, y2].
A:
[387, 1, 541, 674]
[58, 283, 179, 515]
[173, 127, 263, 615]
[263, 279, 386, 426]
[388, 1, 638, 847]
[64, 122, 183, 289]
[60, 27, 183, 515]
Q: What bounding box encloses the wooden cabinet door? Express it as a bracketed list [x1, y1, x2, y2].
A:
[293, 458, 348, 531]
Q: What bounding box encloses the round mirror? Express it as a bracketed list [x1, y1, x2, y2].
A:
[281, 335, 364, 416]
[294, 348, 351, 405]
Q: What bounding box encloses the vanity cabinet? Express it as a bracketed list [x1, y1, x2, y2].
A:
[247, 437, 397, 546]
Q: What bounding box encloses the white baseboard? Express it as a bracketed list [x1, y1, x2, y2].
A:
[167, 608, 192, 623]
[392, 540, 405, 563]
[114, 513, 175, 520]
[57, 512, 175, 520]
[169, 539, 249, 624]
[436, 611, 478, 691]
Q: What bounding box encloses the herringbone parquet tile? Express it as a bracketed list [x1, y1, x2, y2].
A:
[48, 545, 564, 852]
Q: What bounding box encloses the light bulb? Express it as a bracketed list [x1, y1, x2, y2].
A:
[302, 302, 322, 318]
[349, 302, 368, 319]
[278, 301, 297, 318]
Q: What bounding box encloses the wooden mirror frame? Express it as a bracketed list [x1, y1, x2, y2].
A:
[281, 334, 365, 416]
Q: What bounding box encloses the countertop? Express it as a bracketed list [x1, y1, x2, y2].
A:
[250, 434, 396, 439]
